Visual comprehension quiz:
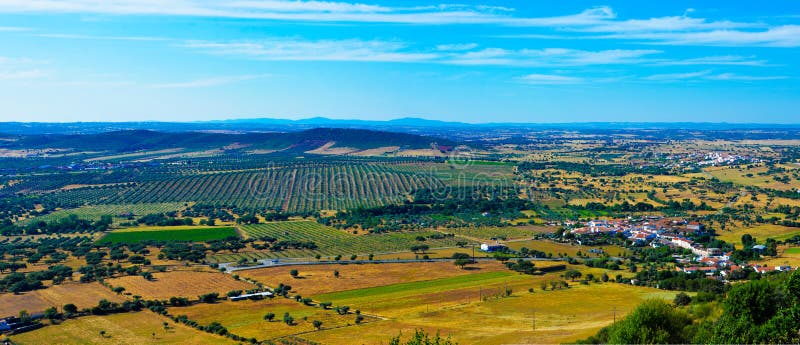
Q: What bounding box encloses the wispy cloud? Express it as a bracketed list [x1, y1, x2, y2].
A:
[434, 47, 662, 67]
[644, 70, 712, 81]
[183, 38, 663, 67]
[643, 70, 789, 82]
[435, 43, 479, 51]
[0, 1, 611, 26]
[182, 39, 439, 63]
[0, 69, 46, 80]
[0, 26, 29, 31]
[151, 74, 270, 88]
[600, 25, 800, 47]
[34, 33, 168, 41]
[652, 55, 769, 67]
[705, 73, 789, 81]
[517, 73, 584, 84]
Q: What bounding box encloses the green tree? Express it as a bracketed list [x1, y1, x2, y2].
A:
[313, 320, 323, 330]
[604, 299, 693, 344]
[389, 329, 457, 345]
[454, 258, 471, 269]
[263, 312, 275, 321]
[674, 292, 692, 306]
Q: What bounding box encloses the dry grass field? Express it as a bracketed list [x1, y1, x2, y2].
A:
[302, 277, 678, 345]
[0, 282, 124, 316]
[716, 224, 800, 244]
[169, 298, 358, 340]
[9, 311, 236, 345]
[106, 270, 255, 300]
[237, 261, 507, 296]
[505, 239, 629, 258]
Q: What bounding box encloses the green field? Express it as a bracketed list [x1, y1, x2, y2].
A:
[313, 270, 516, 302]
[446, 225, 548, 240]
[20, 202, 188, 225]
[209, 221, 467, 262]
[784, 247, 800, 255]
[97, 226, 237, 244]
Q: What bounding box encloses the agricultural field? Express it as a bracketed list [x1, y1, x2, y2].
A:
[35, 162, 447, 213]
[300, 268, 677, 345]
[210, 221, 465, 262]
[97, 226, 238, 244]
[168, 298, 360, 341]
[0, 282, 125, 316]
[9, 311, 237, 345]
[237, 261, 508, 295]
[445, 225, 550, 241]
[105, 270, 256, 300]
[716, 224, 800, 244]
[505, 239, 629, 258]
[21, 203, 188, 225]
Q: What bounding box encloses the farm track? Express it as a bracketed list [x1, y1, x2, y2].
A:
[219, 257, 563, 272]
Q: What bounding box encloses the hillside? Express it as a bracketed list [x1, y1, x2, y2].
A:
[0, 128, 454, 155]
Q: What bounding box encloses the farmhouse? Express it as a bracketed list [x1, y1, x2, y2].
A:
[480, 243, 507, 252]
[229, 291, 274, 301]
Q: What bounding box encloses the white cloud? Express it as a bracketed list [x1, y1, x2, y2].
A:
[643, 70, 789, 82]
[151, 74, 270, 88]
[182, 38, 440, 63]
[0, 2, 627, 27]
[0, 26, 29, 31]
[643, 70, 712, 81]
[705, 73, 789, 81]
[447, 47, 662, 67]
[184, 38, 666, 67]
[34, 33, 168, 41]
[517, 73, 583, 84]
[226, 1, 390, 13]
[600, 25, 800, 47]
[652, 55, 768, 67]
[436, 43, 479, 51]
[0, 69, 46, 80]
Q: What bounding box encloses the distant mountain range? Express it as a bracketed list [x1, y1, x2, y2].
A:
[2, 117, 800, 136]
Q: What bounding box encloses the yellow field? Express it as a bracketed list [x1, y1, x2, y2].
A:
[106, 270, 255, 300]
[716, 224, 800, 244]
[9, 311, 235, 345]
[169, 298, 357, 340]
[237, 261, 507, 296]
[0, 282, 125, 316]
[303, 280, 678, 345]
[505, 239, 629, 258]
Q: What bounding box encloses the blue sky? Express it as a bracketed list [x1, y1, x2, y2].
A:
[0, 1, 799, 123]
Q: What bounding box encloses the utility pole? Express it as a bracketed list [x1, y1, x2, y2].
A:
[472, 244, 475, 263]
[532, 309, 535, 331]
[613, 306, 617, 323]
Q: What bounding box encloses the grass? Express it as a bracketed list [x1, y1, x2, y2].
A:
[300, 271, 679, 345]
[312, 270, 517, 303]
[446, 225, 549, 241]
[238, 261, 508, 296]
[0, 282, 125, 316]
[210, 221, 465, 262]
[97, 226, 237, 244]
[10, 311, 236, 345]
[168, 298, 357, 340]
[716, 224, 800, 244]
[21, 202, 188, 225]
[106, 270, 256, 300]
[784, 247, 800, 255]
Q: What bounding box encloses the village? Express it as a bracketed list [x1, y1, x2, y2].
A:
[568, 217, 794, 280]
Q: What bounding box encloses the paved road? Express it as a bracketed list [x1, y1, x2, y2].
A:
[219, 256, 564, 272]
